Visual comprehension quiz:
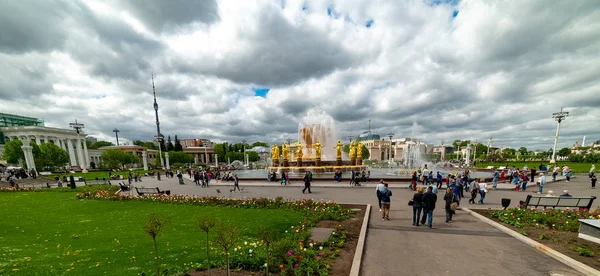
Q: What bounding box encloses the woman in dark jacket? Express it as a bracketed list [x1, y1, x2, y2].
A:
[444, 187, 457, 223]
[412, 187, 425, 226]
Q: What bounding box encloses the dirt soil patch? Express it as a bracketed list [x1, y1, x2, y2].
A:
[474, 209, 600, 270]
[189, 204, 367, 276]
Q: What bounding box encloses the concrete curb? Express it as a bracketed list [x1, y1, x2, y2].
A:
[463, 207, 600, 276]
[349, 204, 371, 276]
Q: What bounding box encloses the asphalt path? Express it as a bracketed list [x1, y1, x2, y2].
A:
[124, 175, 595, 276]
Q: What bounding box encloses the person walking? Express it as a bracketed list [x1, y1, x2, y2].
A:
[420, 186, 437, 228]
[436, 172, 443, 189]
[537, 173, 546, 194]
[492, 169, 499, 189]
[444, 188, 457, 223]
[520, 172, 528, 191]
[233, 174, 240, 191]
[302, 171, 312, 194]
[478, 178, 488, 204]
[281, 171, 286, 185]
[590, 164, 596, 178]
[552, 165, 559, 181]
[376, 180, 386, 212]
[412, 187, 425, 226]
[468, 179, 479, 204]
[349, 170, 355, 186]
[380, 183, 392, 220]
[591, 174, 597, 189]
[565, 168, 573, 182]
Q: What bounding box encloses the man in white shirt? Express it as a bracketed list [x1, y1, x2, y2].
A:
[376, 180, 386, 211]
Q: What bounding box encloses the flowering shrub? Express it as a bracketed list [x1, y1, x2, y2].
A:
[0, 186, 39, 192]
[75, 191, 354, 221]
[490, 207, 600, 232]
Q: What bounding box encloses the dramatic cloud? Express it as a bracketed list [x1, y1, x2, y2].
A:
[0, 0, 599, 151]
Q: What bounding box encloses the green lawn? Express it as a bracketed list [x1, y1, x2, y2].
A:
[0, 190, 304, 275]
[474, 161, 595, 173]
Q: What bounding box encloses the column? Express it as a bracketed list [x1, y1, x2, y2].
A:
[21, 144, 36, 172]
[142, 151, 148, 171]
[35, 136, 41, 145]
[58, 139, 64, 151]
[165, 152, 170, 169]
[76, 138, 86, 169]
[83, 138, 90, 168]
[215, 154, 218, 167]
[66, 139, 77, 166]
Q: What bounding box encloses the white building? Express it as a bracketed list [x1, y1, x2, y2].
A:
[1, 126, 92, 171]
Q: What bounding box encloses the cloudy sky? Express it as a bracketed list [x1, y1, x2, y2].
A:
[1, 0, 599, 150]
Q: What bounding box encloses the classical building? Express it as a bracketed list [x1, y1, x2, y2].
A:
[179, 138, 214, 149]
[1, 125, 92, 171]
[362, 136, 433, 162]
[183, 146, 216, 165]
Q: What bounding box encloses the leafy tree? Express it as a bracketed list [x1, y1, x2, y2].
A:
[2, 139, 25, 164]
[167, 151, 194, 164]
[247, 151, 260, 162]
[144, 214, 169, 276]
[100, 149, 138, 169]
[502, 148, 516, 155]
[198, 216, 217, 273]
[133, 140, 158, 150]
[558, 147, 571, 157]
[215, 223, 238, 276]
[257, 226, 277, 275]
[225, 152, 244, 162]
[166, 136, 174, 152]
[518, 147, 528, 155]
[174, 135, 183, 151]
[213, 143, 229, 159]
[89, 141, 115, 149]
[36, 143, 69, 168]
[251, 141, 269, 148]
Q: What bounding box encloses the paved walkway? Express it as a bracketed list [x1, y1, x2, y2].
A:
[121, 174, 599, 275]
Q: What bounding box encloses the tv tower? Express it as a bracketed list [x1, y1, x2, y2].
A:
[152, 74, 165, 168]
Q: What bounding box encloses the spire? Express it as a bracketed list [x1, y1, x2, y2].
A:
[152, 74, 162, 138]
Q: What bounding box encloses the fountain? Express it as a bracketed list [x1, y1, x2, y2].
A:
[267, 109, 366, 174]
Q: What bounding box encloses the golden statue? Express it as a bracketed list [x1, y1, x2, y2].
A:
[334, 140, 343, 159]
[349, 141, 357, 158]
[296, 143, 303, 159]
[271, 144, 280, 160]
[282, 142, 290, 160]
[357, 142, 363, 159]
[314, 140, 322, 159]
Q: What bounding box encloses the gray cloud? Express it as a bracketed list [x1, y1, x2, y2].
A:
[0, 0, 598, 151]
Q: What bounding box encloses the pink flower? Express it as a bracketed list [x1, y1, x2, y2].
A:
[317, 256, 321, 261]
[294, 264, 299, 269]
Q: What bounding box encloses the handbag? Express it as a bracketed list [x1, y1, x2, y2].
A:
[450, 202, 459, 211]
[408, 200, 414, 206]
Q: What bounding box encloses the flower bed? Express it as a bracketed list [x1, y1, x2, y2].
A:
[76, 190, 354, 222]
[478, 207, 600, 270]
[490, 207, 600, 232]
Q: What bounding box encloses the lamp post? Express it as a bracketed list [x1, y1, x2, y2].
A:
[242, 139, 247, 166]
[113, 128, 120, 145]
[347, 135, 354, 143]
[387, 132, 394, 161]
[550, 108, 569, 164]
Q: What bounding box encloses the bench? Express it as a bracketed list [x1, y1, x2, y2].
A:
[522, 195, 596, 210]
[135, 187, 170, 196]
[20, 183, 51, 189]
[85, 177, 109, 186]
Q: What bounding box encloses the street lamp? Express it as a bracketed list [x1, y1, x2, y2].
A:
[387, 132, 394, 161]
[154, 135, 164, 169]
[550, 108, 569, 164]
[242, 139, 247, 166]
[113, 128, 120, 145]
[347, 135, 354, 143]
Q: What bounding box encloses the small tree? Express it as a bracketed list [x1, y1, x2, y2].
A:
[257, 226, 278, 275]
[198, 216, 217, 273]
[144, 213, 169, 276]
[215, 223, 238, 276]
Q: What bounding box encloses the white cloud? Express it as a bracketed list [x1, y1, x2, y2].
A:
[0, 0, 598, 151]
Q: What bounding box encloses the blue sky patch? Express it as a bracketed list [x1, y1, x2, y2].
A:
[327, 7, 340, 19]
[430, 0, 460, 6]
[253, 88, 270, 98]
[365, 19, 374, 28]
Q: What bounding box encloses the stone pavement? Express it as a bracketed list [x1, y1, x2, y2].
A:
[124, 175, 595, 276]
